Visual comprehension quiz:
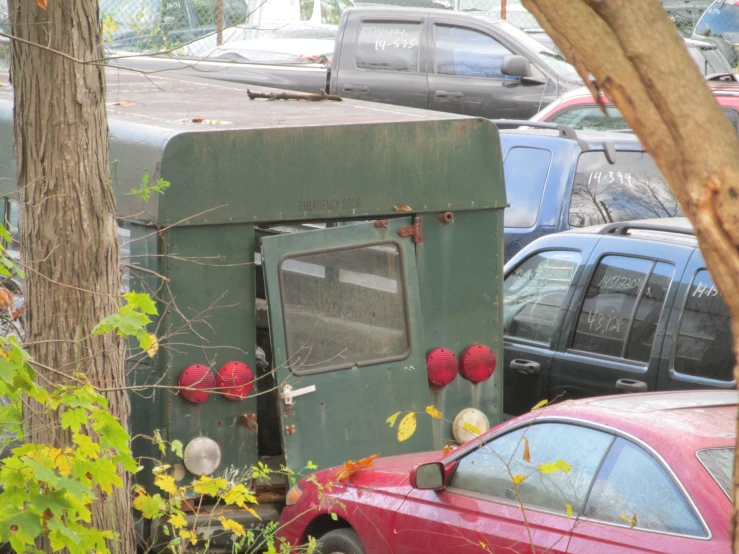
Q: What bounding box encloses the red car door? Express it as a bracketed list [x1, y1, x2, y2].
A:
[389, 424, 720, 554]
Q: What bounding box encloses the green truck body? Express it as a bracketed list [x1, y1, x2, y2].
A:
[0, 71, 506, 533]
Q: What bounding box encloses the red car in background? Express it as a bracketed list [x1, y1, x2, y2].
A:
[529, 81, 739, 133]
[278, 390, 735, 554]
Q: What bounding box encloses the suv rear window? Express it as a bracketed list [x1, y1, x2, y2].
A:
[674, 270, 735, 381]
[569, 151, 682, 228]
[696, 2, 739, 39]
[503, 147, 552, 228]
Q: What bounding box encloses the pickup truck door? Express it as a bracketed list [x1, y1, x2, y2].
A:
[331, 15, 429, 109]
[426, 17, 550, 119]
[548, 238, 693, 401]
[260, 217, 433, 471]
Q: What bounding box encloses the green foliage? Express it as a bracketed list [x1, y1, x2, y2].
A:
[92, 291, 158, 351]
[128, 173, 171, 202]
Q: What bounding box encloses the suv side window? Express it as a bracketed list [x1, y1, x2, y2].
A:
[504, 250, 581, 344]
[449, 423, 613, 514]
[584, 437, 705, 537]
[673, 270, 734, 382]
[433, 25, 513, 79]
[355, 22, 421, 73]
[503, 147, 552, 228]
[571, 257, 674, 361]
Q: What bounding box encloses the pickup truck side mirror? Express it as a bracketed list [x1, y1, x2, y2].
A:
[501, 55, 531, 78]
[410, 462, 445, 490]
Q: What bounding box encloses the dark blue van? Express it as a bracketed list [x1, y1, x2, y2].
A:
[494, 121, 680, 262]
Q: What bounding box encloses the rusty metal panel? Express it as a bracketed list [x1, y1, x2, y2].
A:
[415, 208, 505, 446]
[161, 223, 258, 480]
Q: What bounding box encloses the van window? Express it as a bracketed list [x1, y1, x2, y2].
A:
[569, 151, 682, 227]
[504, 250, 581, 344]
[433, 25, 513, 79]
[571, 256, 673, 360]
[503, 147, 552, 228]
[355, 22, 421, 73]
[279, 242, 410, 373]
[674, 270, 734, 382]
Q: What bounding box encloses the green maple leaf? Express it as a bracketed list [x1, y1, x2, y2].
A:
[133, 492, 166, 519]
[124, 291, 158, 315]
[171, 439, 184, 459]
[61, 408, 88, 433]
[0, 512, 42, 542]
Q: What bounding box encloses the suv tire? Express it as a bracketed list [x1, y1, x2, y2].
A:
[315, 529, 365, 554]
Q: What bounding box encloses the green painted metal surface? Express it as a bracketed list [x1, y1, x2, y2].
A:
[261, 219, 433, 471]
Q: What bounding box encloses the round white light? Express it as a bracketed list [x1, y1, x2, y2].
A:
[183, 437, 221, 476]
[452, 408, 490, 444]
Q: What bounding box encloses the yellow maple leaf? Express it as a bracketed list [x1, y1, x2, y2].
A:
[219, 516, 246, 537]
[425, 405, 443, 419]
[168, 513, 187, 529]
[531, 399, 549, 411]
[154, 474, 179, 495]
[146, 334, 159, 358]
[49, 448, 71, 476]
[566, 503, 573, 519]
[511, 474, 527, 485]
[397, 412, 417, 442]
[479, 540, 487, 549]
[179, 529, 198, 545]
[463, 422, 482, 435]
[386, 412, 401, 428]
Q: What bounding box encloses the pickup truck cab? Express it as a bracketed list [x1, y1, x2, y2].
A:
[112, 7, 583, 119]
[503, 218, 734, 417]
[496, 122, 678, 261]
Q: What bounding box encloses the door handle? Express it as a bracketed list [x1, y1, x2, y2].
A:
[342, 84, 370, 93]
[434, 90, 464, 99]
[615, 379, 648, 393]
[280, 384, 317, 405]
[510, 359, 541, 376]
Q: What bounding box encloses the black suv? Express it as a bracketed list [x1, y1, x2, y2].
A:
[503, 218, 734, 416]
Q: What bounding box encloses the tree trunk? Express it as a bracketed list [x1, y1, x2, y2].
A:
[521, 0, 739, 549]
[7, 0, 134, 551]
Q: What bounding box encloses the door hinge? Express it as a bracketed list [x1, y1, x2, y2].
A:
[398, 216, 423, 243]
[280, 384, 317, 405]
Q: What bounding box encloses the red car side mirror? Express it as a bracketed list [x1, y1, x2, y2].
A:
[410, 462, 446, 491]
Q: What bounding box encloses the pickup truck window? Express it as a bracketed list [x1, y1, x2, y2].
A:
[674, 270, 734, 382]
[355, 22, 421, 73]
[569, 151, 681, 228]
[504, 250, 581, 344]
[433, 25, 513, 79]
[571, 256, 671, 360]
[503, 146, 551, 228]
[279, 242, 410, 373]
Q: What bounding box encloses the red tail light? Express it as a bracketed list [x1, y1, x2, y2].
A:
[426, 348, 459, 387]
[460, 345, 496, 383]
[178, 364, 216, 404]
[216, 361, 254, 401]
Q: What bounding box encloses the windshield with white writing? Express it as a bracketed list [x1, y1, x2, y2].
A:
[569, 151, 682, 228]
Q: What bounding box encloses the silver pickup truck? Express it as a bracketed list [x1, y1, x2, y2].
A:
[113, 7, 583, 119]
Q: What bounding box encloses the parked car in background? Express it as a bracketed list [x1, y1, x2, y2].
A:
[692, 0, 739, 66]
[279, 389, 735, 554]
[112, 8, 583, 118]
[495, 122, 676, 260]
[503, 218, 735, 417]
[529, 81, 739, 132]
[664, 0, 713, 35]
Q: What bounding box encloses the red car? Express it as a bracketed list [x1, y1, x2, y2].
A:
[529, 82, 739, 133]
[278, 390, 735, 553]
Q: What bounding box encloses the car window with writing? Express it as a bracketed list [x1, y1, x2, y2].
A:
[571, 256, 663, 359]
[355, 22, 420, 72]
[279, 242, 410, 373]
[433, 25, 513, 79]
[674, 270, 734, 381]
[449, 423, 613, 514]
[504, 250, 581, 344]
[569, 152, 682, 228]
[584, 438, 705, 537]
